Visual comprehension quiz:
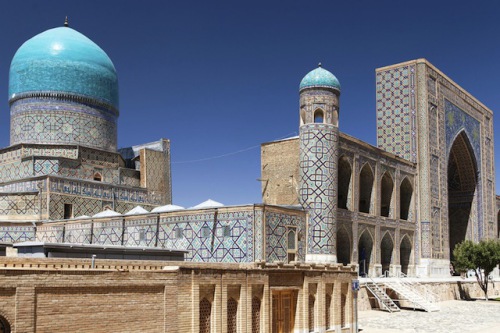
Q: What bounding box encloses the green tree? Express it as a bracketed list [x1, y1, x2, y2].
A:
[453, 239, 500, 301]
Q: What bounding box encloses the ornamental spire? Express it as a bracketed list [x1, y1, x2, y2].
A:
[64, 16, 69, 27]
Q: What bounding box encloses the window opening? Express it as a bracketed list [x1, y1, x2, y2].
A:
[175, 227, 184, 239]
[227, 297, 238, 333]
[287, 227, 297, 262]
[223, 225, 231, 238]
[202, 226, 211, 238]
[64, 203, 73, 219]
[251, 297, 261, 333]
[308, 295, 315, 332]
[93, 172, 102, 182]
[199, 298, 211, 333]
[314, 109, 324, 123]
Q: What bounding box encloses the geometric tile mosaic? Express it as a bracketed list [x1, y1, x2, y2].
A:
[265, 211, 305, 262]
[10, 97, 117, 151]
[376, 65, 416, 162]
[299, 124, 337, 256]
[0, 225, 36, 242]
[31, 206, 307, 264]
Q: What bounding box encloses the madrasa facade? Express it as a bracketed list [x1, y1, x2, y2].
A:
[0, 23, 498, 279]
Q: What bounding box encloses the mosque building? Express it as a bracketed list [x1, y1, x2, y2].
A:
[0, 22, 498, 279]
[1, 20, 500, 333]
[0, 20, 171, 223]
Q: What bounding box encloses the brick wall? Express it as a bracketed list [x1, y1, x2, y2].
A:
[0, 258, 358, 333]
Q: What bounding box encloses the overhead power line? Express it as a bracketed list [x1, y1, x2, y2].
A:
[172, 132, 297, 164]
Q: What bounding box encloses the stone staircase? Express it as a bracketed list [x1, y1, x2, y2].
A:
[365, 278, 400, 312]
[384, 279, 440, 312]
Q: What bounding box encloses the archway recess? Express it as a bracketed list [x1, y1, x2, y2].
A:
[380, 232, 393, 274]
[447, 131, 478, 260]
[358, 231, 373, 276]
[336, 227, 351, 265]
[400, 235, 412, 276]
[359, 164, 374, 214]
[0, 315, 11, 333]
[338, 156, 352, 210]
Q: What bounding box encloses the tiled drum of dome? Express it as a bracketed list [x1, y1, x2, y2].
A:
[299, 123, 337, 256]
[10, 98, 117, 151]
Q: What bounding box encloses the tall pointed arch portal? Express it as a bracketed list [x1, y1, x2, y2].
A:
[447, 131, 478, 260]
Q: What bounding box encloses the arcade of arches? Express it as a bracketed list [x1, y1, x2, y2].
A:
[334, 153, 415, 277]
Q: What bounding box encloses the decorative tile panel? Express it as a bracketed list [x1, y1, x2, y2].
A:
[265, 211, 305, 262]
[10, 98, 117, 151]
[376, 65, 416, 162]
[0, 225, 36, 242]
[299, 124, 337, 256]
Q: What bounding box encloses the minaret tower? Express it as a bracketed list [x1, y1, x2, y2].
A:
[299, 64, 341, 263]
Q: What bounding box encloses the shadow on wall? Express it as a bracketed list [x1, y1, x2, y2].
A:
[457, 282, 471, 300]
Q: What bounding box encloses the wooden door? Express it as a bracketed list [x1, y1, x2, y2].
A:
[272, 290, 295, 333]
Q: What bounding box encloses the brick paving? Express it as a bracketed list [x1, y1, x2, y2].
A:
[358, 300, 500, 333]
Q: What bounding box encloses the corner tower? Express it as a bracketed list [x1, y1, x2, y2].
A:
[9, 23, 119, 151]
[299, 64, 340, 263]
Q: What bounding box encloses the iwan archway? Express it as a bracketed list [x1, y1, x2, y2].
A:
[447, 131, 478, 260]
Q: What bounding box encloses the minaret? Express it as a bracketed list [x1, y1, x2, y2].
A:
[299, 63, 341, 263]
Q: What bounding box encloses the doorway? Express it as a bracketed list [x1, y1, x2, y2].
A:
[272, 290, 295, 333]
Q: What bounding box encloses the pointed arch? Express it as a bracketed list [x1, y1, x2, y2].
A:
[338, 156, 352, 210]
[325, 293, 332, 330]
[308, 294, 315, 332]
[93, 172, 103, 182]
[252, 296, 261, 333]
[448, 131, 478, 260]
[380, 231, 394, 274]
[199, 298, 211, 333]
[400, 234, 412, 276]
[336, 226, 351, 265]
[358, 229, 374, 276]
[380, 171, 394, 217]
[359, 163, 374, 214]
[400, 177, 413, 221]
[227, 297, 238, 333]
[0, 314, 10, 333]
[314, 109, 324, 123]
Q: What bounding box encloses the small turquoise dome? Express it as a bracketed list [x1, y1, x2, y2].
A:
[300, 65, 340, 91]
[9, 26, 118, 108]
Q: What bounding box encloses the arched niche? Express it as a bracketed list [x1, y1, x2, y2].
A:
[338, 156, 352, 210]
[359, 163, 374, 214]
[447, 131, 478, 260]
[380, 172, 394, 217]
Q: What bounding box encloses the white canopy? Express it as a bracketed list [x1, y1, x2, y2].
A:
[74, 215, 90, 219]
[191, 199, 224, 209]
[151, 204, 185, 213]
[125, 206, 149, 215]
[92, 210, 121, 218]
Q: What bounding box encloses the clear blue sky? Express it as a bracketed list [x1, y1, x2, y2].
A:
[0, 1, 499, 208]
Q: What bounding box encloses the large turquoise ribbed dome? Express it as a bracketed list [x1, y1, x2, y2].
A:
[300, 65, 340, 91]
[9, 26, 118, 108]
